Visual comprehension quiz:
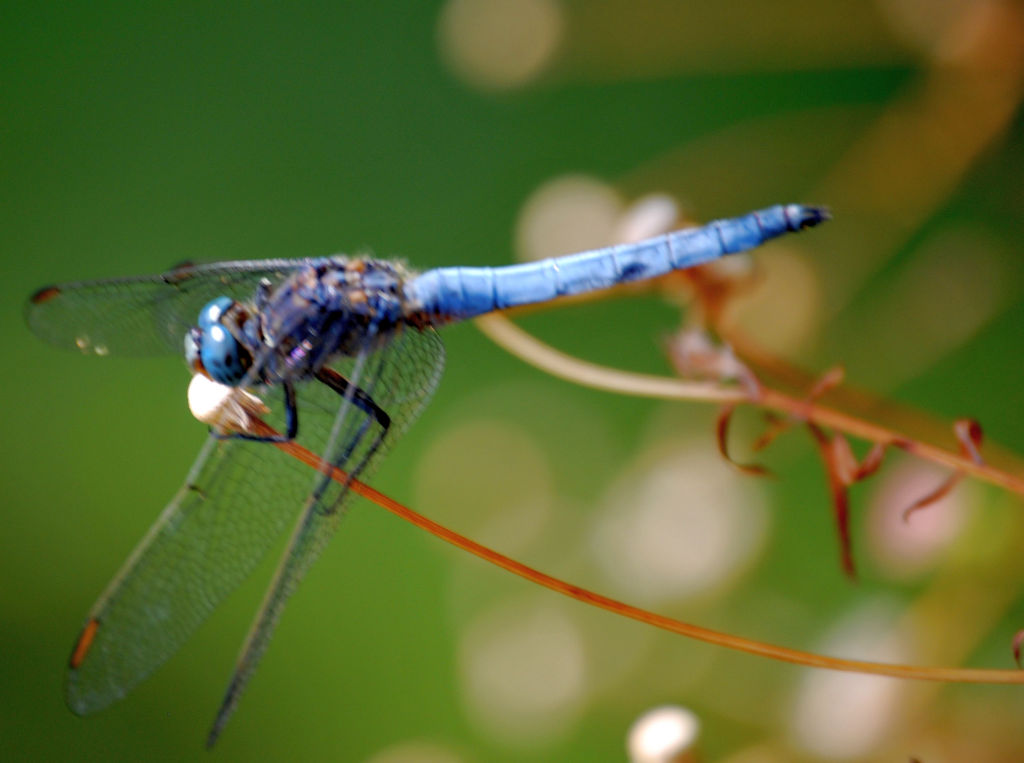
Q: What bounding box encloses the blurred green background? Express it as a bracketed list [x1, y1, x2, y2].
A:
[5, 1, 1024, 761]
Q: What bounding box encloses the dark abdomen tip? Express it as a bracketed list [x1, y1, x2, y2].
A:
[786, 204, 831, 231]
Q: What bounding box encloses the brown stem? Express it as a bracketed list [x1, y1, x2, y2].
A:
[757, 387, 1024, 495]
[249, 415, 1024, 685]
[475, 314, 1024, 497]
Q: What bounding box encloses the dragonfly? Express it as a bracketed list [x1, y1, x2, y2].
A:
[26, 203, 827, 746]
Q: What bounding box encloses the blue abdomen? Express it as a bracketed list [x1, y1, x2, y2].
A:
[406, 204, 827, 322]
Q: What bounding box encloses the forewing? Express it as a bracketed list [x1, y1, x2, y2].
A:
[26, 259, 326, 356]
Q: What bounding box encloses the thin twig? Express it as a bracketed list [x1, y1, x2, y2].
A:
[249, 415, 1024, 685]
[474, 313, 1024, 497]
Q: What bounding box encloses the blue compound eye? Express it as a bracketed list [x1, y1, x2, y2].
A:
[199, 323, 250, 385]
[198, 296, 234, 330]
[191, 297, 251, 385]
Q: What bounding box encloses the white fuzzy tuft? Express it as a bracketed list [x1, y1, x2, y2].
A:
[187, 374, 268, 434]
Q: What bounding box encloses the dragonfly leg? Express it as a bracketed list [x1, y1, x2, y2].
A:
[313, 367, 391, 431]
[211, 382, 299, 443]
[311, 367, 391, 514]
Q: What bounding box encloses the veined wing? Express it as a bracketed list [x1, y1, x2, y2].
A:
[26, 258, 331, 356]
[206, 323, 445, 746]
[64, 366, 363, 714]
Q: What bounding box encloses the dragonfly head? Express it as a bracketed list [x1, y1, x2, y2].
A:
[185, 296, 254, 386]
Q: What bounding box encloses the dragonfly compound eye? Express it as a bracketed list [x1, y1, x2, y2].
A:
[198, 296, 235, 329]
[191, 297, 253, 385]
[199, 323, 251, 385]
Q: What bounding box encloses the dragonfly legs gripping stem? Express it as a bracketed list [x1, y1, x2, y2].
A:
[212, 382, 299, 443]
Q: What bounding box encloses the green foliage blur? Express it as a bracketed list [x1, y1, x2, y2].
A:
[5, 2, 1024, 761]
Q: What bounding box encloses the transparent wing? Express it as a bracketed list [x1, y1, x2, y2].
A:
[63, 376, 349, 713]
[206, 324, 446, 745]
[63, 322, 445, 725]
[26, 258, 330, 356]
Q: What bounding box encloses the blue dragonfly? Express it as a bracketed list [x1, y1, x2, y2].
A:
[26, 203, 827, 745]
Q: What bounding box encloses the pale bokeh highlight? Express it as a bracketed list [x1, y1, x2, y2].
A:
[867, 459, 970, 580]
[437, 0, 563, 90]
[627, 704, 700, 763]
[515, 174, 624, 263]
[789, 600, 912, 759]
[591, 443, 769, 605]
[458, 598, 587, 747]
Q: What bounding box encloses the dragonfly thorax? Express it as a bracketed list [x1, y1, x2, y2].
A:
[185, 260, 414, 388]
[265, 262, 411, 381]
